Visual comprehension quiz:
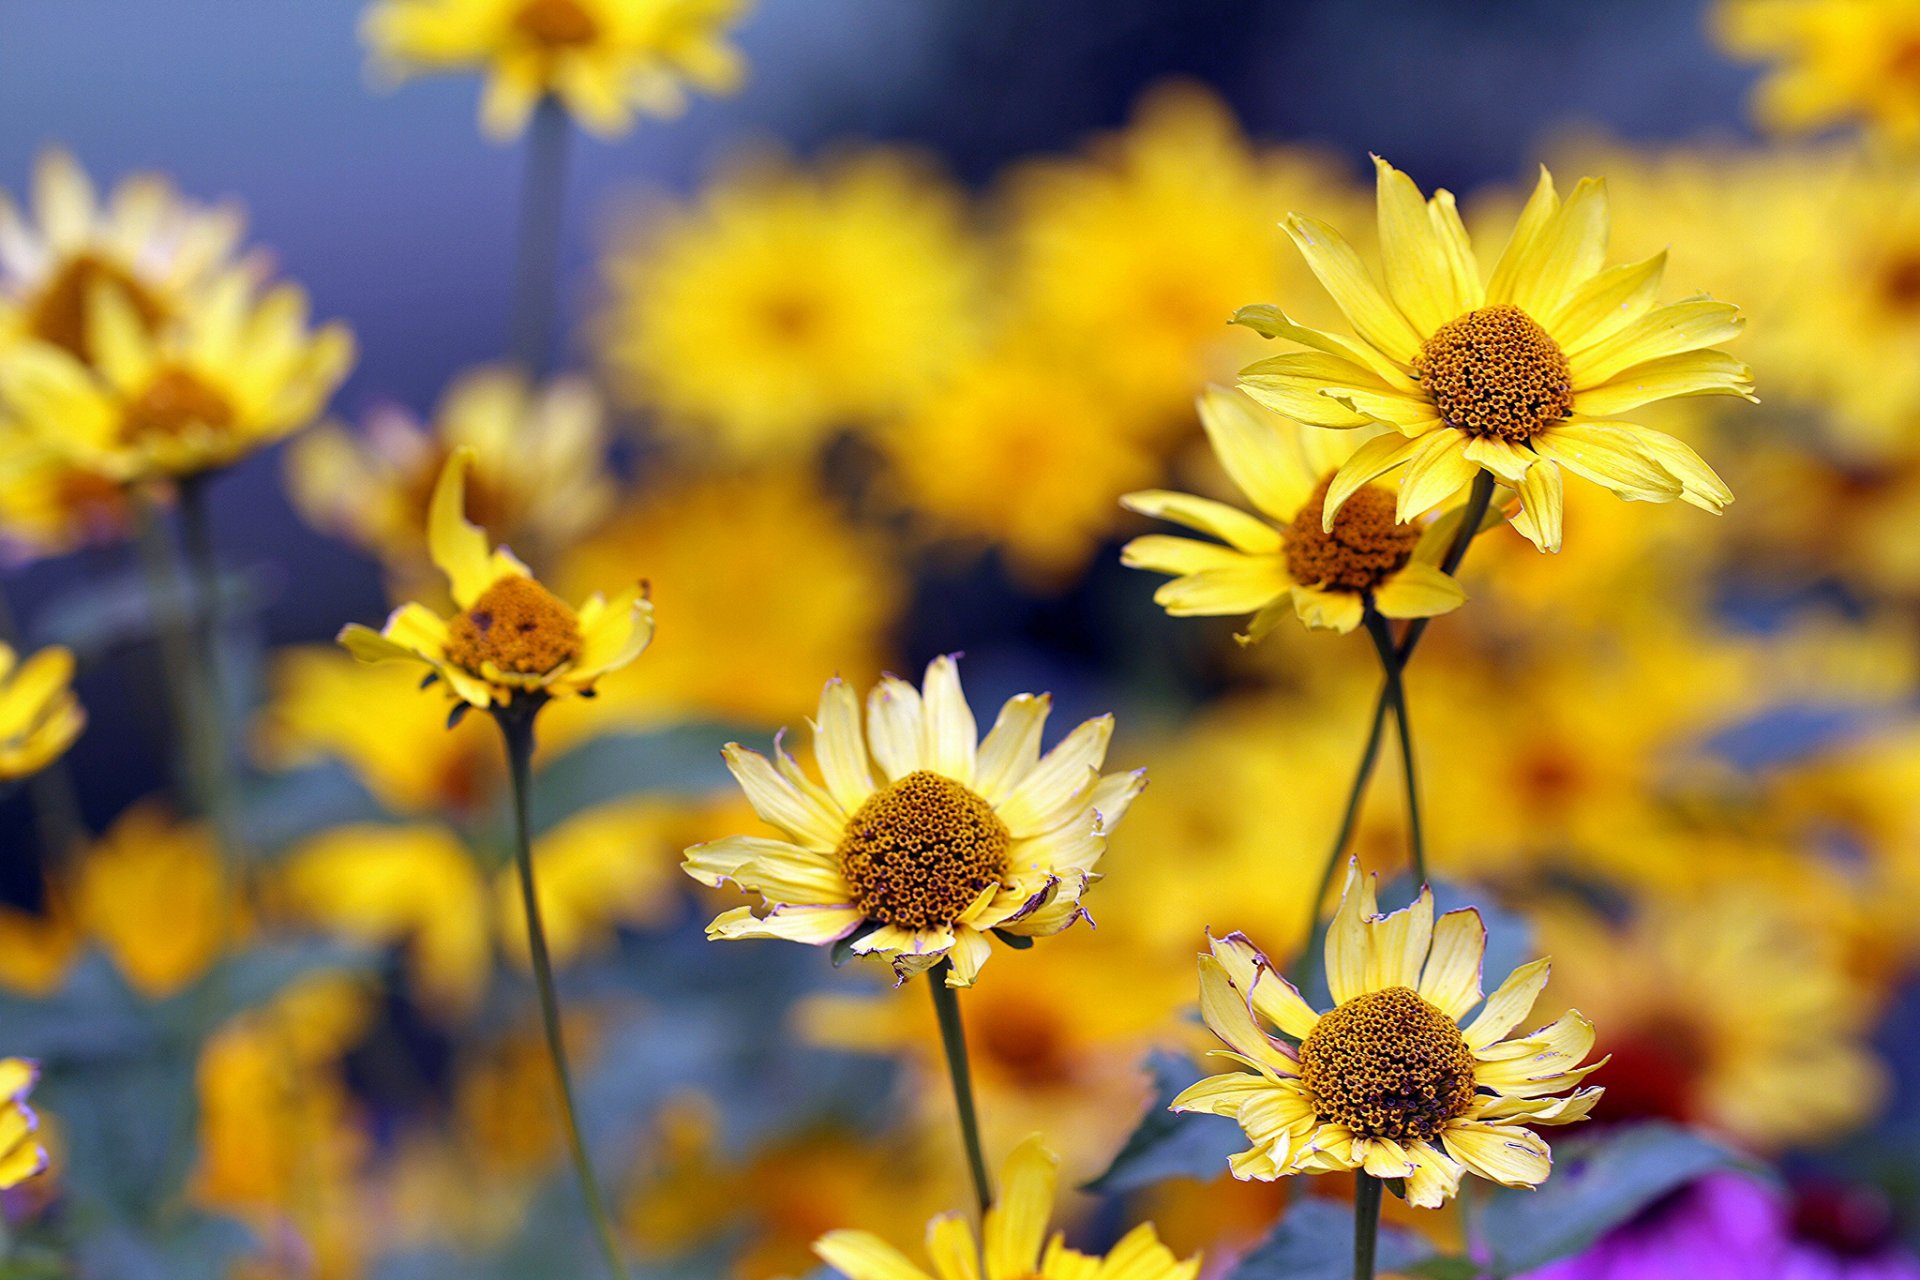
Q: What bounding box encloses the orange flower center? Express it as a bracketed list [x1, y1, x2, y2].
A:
[1416, 303, 1573, 442]
[837, 770, 1010, 932]
[444, 576, 583, 677]
[1298, 985, 1477, 1141]
[512, 0, 601, 48]
[1283, 477, 1419, 594]
[26, 254, 169, 364]
[121, 368, 235, 446]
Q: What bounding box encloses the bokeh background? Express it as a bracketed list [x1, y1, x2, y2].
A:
[1, 1, 1917, 1277]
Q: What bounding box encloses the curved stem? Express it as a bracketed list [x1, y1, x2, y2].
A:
[1354, 1173, 1383, 1280]
[1364, 609, 1424, 887]
[509, 95, 574, 376]
[927, 962, 993, 1218]
[497, 703, 632, 1280]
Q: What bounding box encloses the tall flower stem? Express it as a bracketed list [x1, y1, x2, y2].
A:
[1291, 471, 1498, 991]
[1354, 1173, 1383, 1280]
[509, 94, 574, 376]
[176, 474, 242, 869]
[1364, 608, 1423, 887]
[927, 962, 993, 1218]
[496, 700, 631, 1280]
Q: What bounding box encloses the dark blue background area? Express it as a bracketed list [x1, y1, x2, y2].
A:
[0, 0, 1761, 842]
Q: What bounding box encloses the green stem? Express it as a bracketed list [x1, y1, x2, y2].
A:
[1354, 1173, 1383, 1280]
[176, 474, 242, 869]
[496, 702, 631, 1280]
[509, 95, 574, 377]
[928, 962, 993, 1218]
[1289, 470, 1498, 990]
[1364, 608, 1424, 887]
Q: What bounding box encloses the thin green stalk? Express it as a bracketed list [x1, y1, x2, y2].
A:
[1364, 609, 1424, 887]
[1354, 1173, 1383, 1280]
[496, 701, 632, 1280]
[509, 95, 574, 376]
[131, 493, 220, 836]
[928, 962, 993, 1218]
[176, 474, 242, 869]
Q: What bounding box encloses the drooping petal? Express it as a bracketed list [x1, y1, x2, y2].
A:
[1442, 1122, 1553, 1189]
[1372, 561, 1467, 621]
[1194, 384, 1319, 521]
[1529, 422, 1684, 502]
[1208, 932, 1321, 1041]
[1508, 462, 1564, 554]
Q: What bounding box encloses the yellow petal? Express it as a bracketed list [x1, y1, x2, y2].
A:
[1442, 1122, 1552, 1189]
[1195, 385, 1319, 521]
[813, 678, 874, 813]
[814, 1230, 937, 1280]
[1503, 177, 1609, 319]
[1417, 908, 1486, 1020]
[1508, 463, 1564, 553]
[1462, 958, 1550, 1051]
[984, 1135, 1056, 1277]
[919, 655, 978, 786]
[1373, 156, 1469, 336]
[1530, 423, 1683, 503]
[428, 447, 525, 607]
[1121, 490, 1282, 555]
[1372, 561, 1467, 621]
[1281, 213, 1423, 364]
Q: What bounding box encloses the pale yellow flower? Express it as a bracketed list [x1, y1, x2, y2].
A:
[338, 447, 653, 710]
[1173, 869, 1603, 1208]
[0, 1059, 47, 1191]
[362, 0, 751, 140]
[0, 642, 83, 780]
[684, 656, 1144, 986]
[1716, 0, 1920, 143]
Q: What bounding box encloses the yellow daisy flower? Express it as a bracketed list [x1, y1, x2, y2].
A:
[1172, 869, 1604, 1208]
[814, 1134, 1200, 1280]
[0, 1059, 47, 1190]
[337, 447, 653, 711]
[0, 642, 84, 780]
[1121, 386, 1467, 638]
[74, 802, 230, 999]
[0, 426, 133, 563]
[0, 267, 354, 483]
[361, 0, 750, 141]
[1715, 0, 1920, 143]
[0, 147, 245, 365]
[1236, 156, 1753, 553]
[683, 655, 1145, 987]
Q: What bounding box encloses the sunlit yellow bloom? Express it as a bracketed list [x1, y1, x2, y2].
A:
[338, 447, 653, 710]
[552, 466, 903, 726]
[289, 364, 615, 587]
[815, 1134, 1199, 1280]
[0, 642, 83, 780]
[0, 266, 354, 482]
[597, 148, 983, 457]
[684, 655, 1145, 986]
[74, 802, 230, 998]
[0, 1059, 46, 1191]
[1174, 870, 1603, 1208]
[1715, 0, 1920, 142]
[1123, 385, 1467, 638]
[1236, 156, 1753, 553]
[0, 148, 244, 365]
[362, 0, 749, 140]
[0, 886, 79, 998]
[0, 426, 134, 564]
[881, 348, 1159, 590]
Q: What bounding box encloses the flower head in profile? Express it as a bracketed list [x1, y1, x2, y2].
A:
[0, 642, 84, 780]
[0, 1059, 46, 1190]
[361, 0, 752, 140]
[1172, 867, 1604, 1207]
[0, 267, 354, 483]
[1715, 0, 1920, 144]
[337, 447, 653, 711]
[814, 1134, 1199, 1280]
[1236, 156, 1753, 553]
[1122, 385, 1467, 638]
[683, 655, 1144, 987]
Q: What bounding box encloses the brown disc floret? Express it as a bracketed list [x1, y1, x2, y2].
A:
[445, 575, 584, 677]
[1416, 303, 1573, 442]
[1297, 985, 1478, 1141]
[837, 770, 1011, 931]
[1284, 477, 1420, 593]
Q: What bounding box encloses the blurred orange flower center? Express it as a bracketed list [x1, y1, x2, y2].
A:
[1298, 985, 1476, 1141]
[837, 770, 1009, 931]
[27, 256, 168, 364]
[513, 0, 601, 49]
[121, 367, 235, 445]
[1416, 303, 1573, 441]
[1283, 477, 1419, 593]
[445, 576, 583, 676]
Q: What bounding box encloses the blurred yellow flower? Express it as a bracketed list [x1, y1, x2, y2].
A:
[0, 148, 245, 365]
[289, 364, 616, 587]
[596, 148, 983, 456]
[1123, 386, 1466, 638]
[363, 0, 750, 140]
[1716, 0, 1920, 142]
[74, 802, 230, 998]
[0, 1059, 46, 1191]
[684, 655, 1145, 986]
[0, 887, 79, 998]
[552, 466, 903, 726]
[0, 426, 134, 563]
[880, 348, 1158, 590]
[493, 797, 685, 966]
[339, 447, 653, 710]
[1237, 156, 1752, 552]
[999, 81, 1360, 422]
[0, 267, 354, 483]
[1174, 873, 1603, 1207]
[0, 641, 83, 780]
[815, 1134, 1199, 1280]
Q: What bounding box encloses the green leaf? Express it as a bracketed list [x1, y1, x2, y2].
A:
[1081, 1051, 1247, 1194]
[1227, 1198, 1433, 1280]
[1479, 1122, 1752, 1275]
